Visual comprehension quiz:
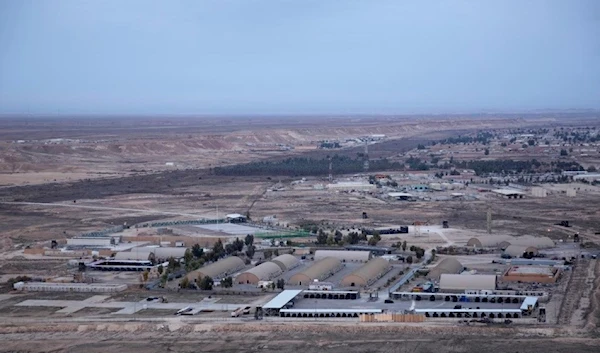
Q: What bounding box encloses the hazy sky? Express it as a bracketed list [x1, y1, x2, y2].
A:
[0, 0, 599, 115]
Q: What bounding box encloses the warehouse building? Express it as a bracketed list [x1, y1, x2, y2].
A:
[13, 282, 127, 293]
[186, 256, 245, 283]
[288, 257, 343, 286]
[439, 274, 497, 292]
[502, 266, 560, 284]
[237, 262, 283, 285]
[340, 258, 391, 287]
[314, 250, 371, 263]
[427, 258, 464, 281]
[503, 245, 539, 258]
[66, 237, 113, 247]
[509, 236, 554, 249]
[115, 247, 188, 261]
[271, 254, 300, 271]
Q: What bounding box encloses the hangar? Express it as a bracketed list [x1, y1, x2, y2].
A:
[271, 254, 300, 271]
[340, 258, 391, 287]
[288, 257, 343, 286]
[314, 250, 371, 263]
[186, 256, 245, 282]
[467, 235, 554, 250]
[439, 274, 497, 292]
[503, 245, 539, 258]
[237, 262, 283, 285]
[509, 236, 554, 249]
[466, 236, 512, 249]
[427, 258, 463, 281]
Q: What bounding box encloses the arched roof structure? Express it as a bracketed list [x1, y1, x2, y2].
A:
[314, 250, 371, 263]
[186, 256, 245, 282]
[271, 254, 300, 271]
[288, 257, 343, 286]
[427, 258, 463, 281]
[236, 262, 283, 284]
[340, 258, 391, 287]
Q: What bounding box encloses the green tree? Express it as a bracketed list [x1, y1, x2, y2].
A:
[191, 243, 203, 258]
[221, 276, 233, 288]
[368, 233, 381, 246]
[406, 255, 413, 264]
[168, 256, 179, 270]
[401, 240, 407, 252]
[246, 245, 256, 259]
[157, 264, 164, 275]
[244, 234, 254, 247]
[560, 149, 568, 156]
[198, 275, 214, 290]
[484, 148, 489, 155]
[276, 278, 285, 290]
[184, 249, 193, 269]
[180, 276, 190, 289]
[316, 229, 328, 244]
[212, 239, 225, 258]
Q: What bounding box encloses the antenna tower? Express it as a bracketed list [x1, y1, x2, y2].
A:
[363, 139, 369, 172]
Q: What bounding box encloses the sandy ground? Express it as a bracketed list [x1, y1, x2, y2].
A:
[0, 321, 599, 353]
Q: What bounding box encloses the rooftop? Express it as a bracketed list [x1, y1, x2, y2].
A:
[506, 266, 556, 276]
[262, 289, 303, 309]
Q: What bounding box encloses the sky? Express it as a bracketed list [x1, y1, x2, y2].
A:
[0, 0, 599, 115]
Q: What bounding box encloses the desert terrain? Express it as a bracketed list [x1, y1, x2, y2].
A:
[1, 114, 600, 353]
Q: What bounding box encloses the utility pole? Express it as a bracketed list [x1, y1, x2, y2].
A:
[328, 156, 333, 182]
[363, 139, 369, 172]
[487, 208, 492, 234]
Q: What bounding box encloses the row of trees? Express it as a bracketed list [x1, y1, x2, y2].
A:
[213, 155, 404, 176]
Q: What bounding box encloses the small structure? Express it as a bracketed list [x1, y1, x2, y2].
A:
[492, 188, 525, 199]
[427, 258, 463, 281]
[439, 274, 497, 292]
[531, 187, 547, 197]
[309, 281, 333, 290]
[326, 182, 376, 191]
[87, 260, 155, 271]
[226, 214, 247, 223]
[388, 192, 414, 201]
[314, 250, 371, 263]
[340, 258, 391, 287]
[502, 266, 560, 284]
[262, 289, 303, 316]
[288, 257, 343, 286]
[345, 245, 392, 256]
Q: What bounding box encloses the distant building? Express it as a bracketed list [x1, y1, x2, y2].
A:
[439, 274, 497, 292]
[502, 266, 560, 283]
[226, 214, 247, 223]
